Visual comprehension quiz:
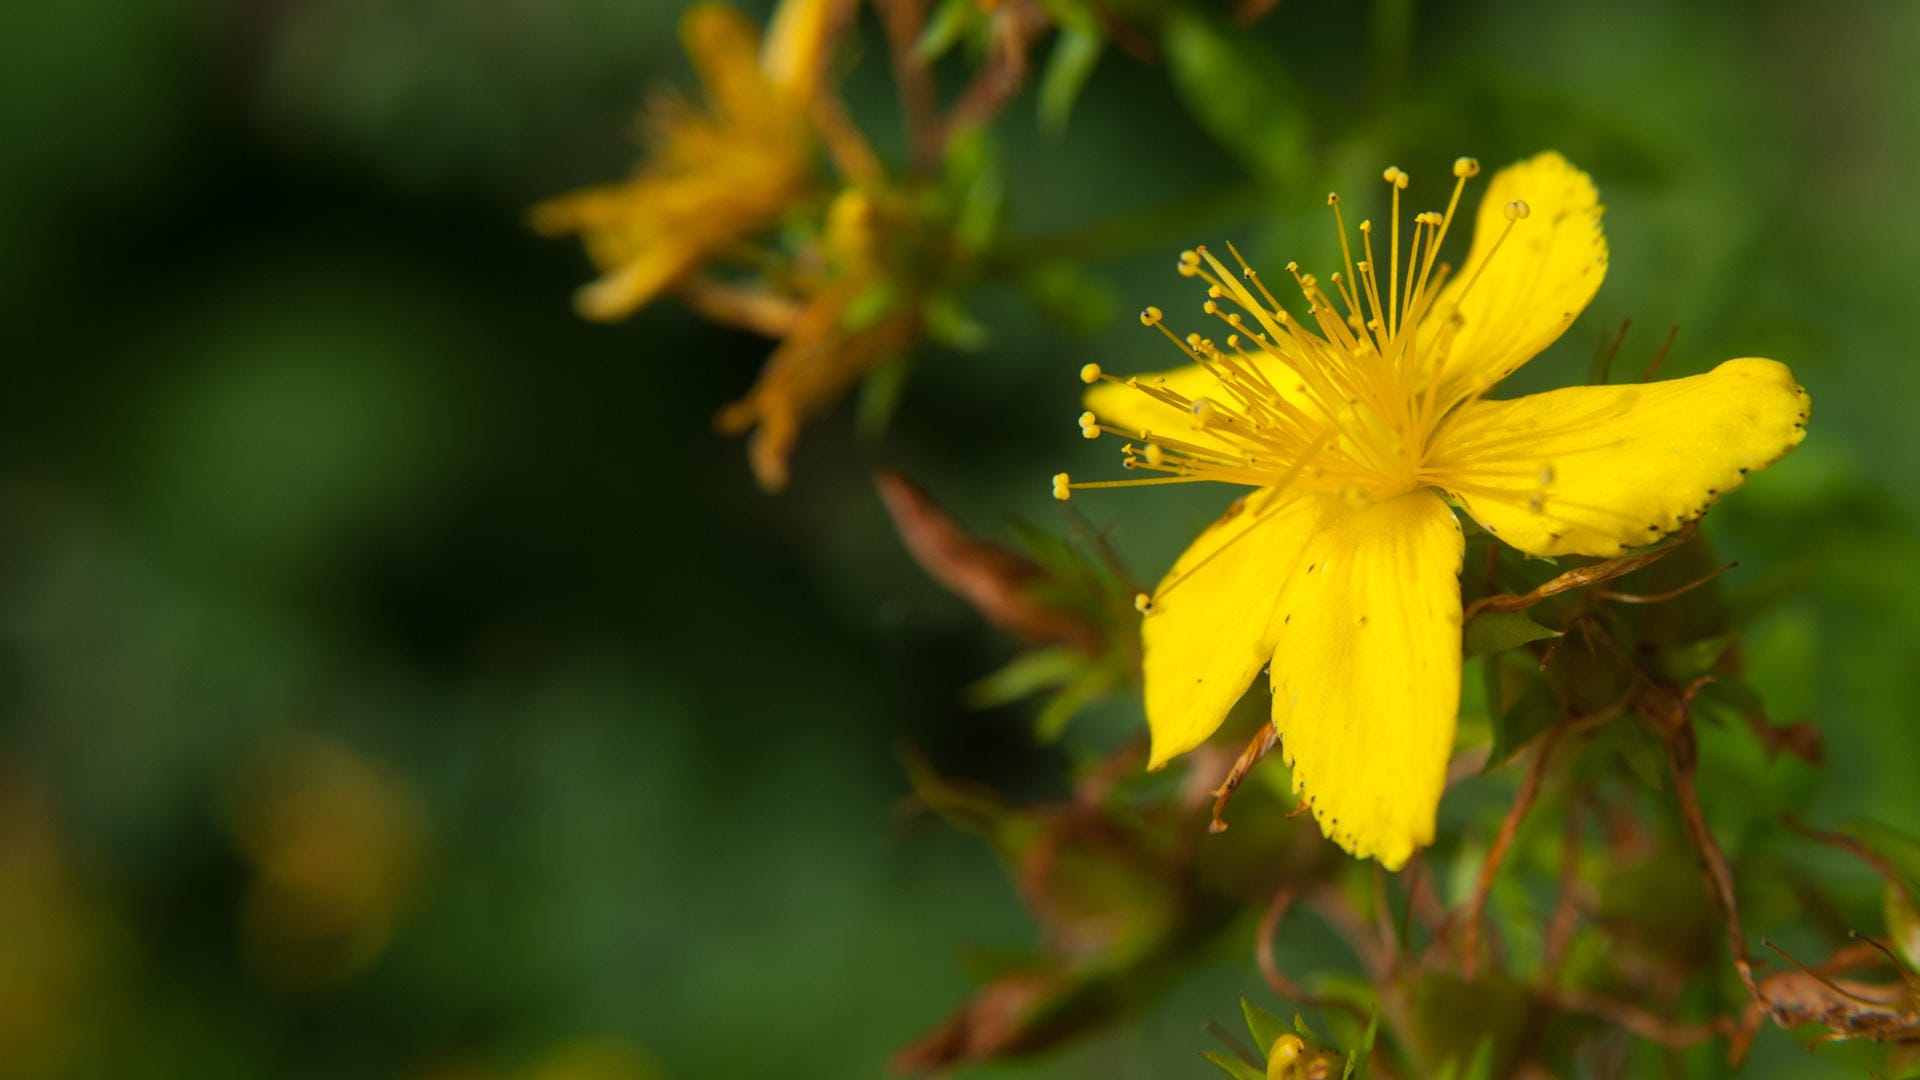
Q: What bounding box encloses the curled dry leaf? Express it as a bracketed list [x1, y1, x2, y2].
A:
[877, 469, 1103, 654]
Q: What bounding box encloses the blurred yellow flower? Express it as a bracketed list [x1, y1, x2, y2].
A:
[1063, 153, 1810, 869]
[714, 187, 923, 490]
[228, 736, 430, 987]
[532, 0, 839, 321]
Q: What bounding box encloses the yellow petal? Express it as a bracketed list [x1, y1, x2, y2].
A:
[760, 0, 839, 99]
[1426, 358, 1810, 557]
[681, 3, 769, 123]
[1424, 152, 1607, 402]
[572, 238, 705, 322]
[1142, 487, 1325, 768]
[1267, 490, 1464, 871]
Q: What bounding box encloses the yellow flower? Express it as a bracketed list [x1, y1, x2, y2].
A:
[1060, 153, 1810, 870]
[715, 187, 923, 490]
[531, 0, 838, 321]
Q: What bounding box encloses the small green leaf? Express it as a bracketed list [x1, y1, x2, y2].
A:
[855, 352, 913, 438]
[1292, 1011, 1322, 1042]
[923, 292, 989, 351]
[966, 647, 1083, 708]
[1343, 1009, 1379, 1080]
[1459, 1038, 1496, 1080]
[1021, 260, 1116, 336]
[1486, 678, 1556, 768]
[1463, 611, 1561, 657]
[1201, 1051, 1267, 1080]
[1839, 818, 1920, 904]
[942, 130, 1003, 256]
[1657, 634, 1734, 681]
[1601, 717, 1668, 791]
[914, 0, 977, 62]
[1240, 996, 1291, 1060]
[1033, 668, 1112, 742]
[1884, 878, 1920, 971]
[1037, 26, 1104, 133]
[842, 279, 901, 332]
[1162, 10, 1308, 182]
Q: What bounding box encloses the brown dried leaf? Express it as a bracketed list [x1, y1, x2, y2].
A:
[877, 470, 1103, 653]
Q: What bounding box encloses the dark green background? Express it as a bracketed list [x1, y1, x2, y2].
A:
[2, 1, 1916, 1076]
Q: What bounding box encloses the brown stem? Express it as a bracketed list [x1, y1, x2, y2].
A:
[1254, 885, 1375, 1025]
[1544, 988, 1732, 1048]
[1462, 722, 1566, 978]
[872, 0, 942, 174]
[1540, 793, 1586, 982]
[1464, 523, 1697, 621]
[1592, 561, 1735, 605]
[1659, 676, 1761, 1000]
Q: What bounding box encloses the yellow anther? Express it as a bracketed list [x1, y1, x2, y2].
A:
[1177, 250, 1201, 276]
[1191, 399, 1216, 427]
[1140, 306, 1163, 326]
[1505, 199, 1531, 221]
[1185, 332, 1204, 348]
[1051, 472, 1071, 500]
[1203, 299, 1219, 315]
[1382, 166, 1402, 183]
[1078, 410, 1097, 429]
[1145, 443, 1164, 466]
[1454, 156, 1481, 178]
[1133, 592, 1154, 615]
[1079, 362, 1102, 384]
[1285, 260, 1300, 273]
[1082, 425, 1100, 440]
[1359, 219, 1373, 233]
[1326, 192, 1340, 205]
[1208, 284, 1225, 299]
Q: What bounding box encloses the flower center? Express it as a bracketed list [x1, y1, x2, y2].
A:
[1059, 157, 1530, 508]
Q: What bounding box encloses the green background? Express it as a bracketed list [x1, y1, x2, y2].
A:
[2, 0, 1916, 1076]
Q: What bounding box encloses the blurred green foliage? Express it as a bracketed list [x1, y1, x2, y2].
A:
[4, 0, 1920, 1077]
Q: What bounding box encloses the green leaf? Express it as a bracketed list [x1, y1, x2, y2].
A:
[1459, 1038, 1496, 1080]
[1037, 26, 1105, 133]
[966, 647, 1083, 708]
[1201, 1051, 1267, 1080]
[923, 292, 989, 351]
[1656, 633, 1734, 681]
[1838, 818, 1920, 903]
[1600, 717, 1668, 791]
[842, 279, 901, 333]
[1162, 10, 1308, 183]
[1884, 878, 1920, 971]
[942, 129, 1003, 256]
[1463, 611, 1561, 657]
[1343, 1009, 1379, 1080]
[1021, 260, 1116, 336]
[855, 352, 914, 438]
[914, 0, 977, 62]
[1240, 996, 1291, 1059]
[1486, 677, 1556, 768]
